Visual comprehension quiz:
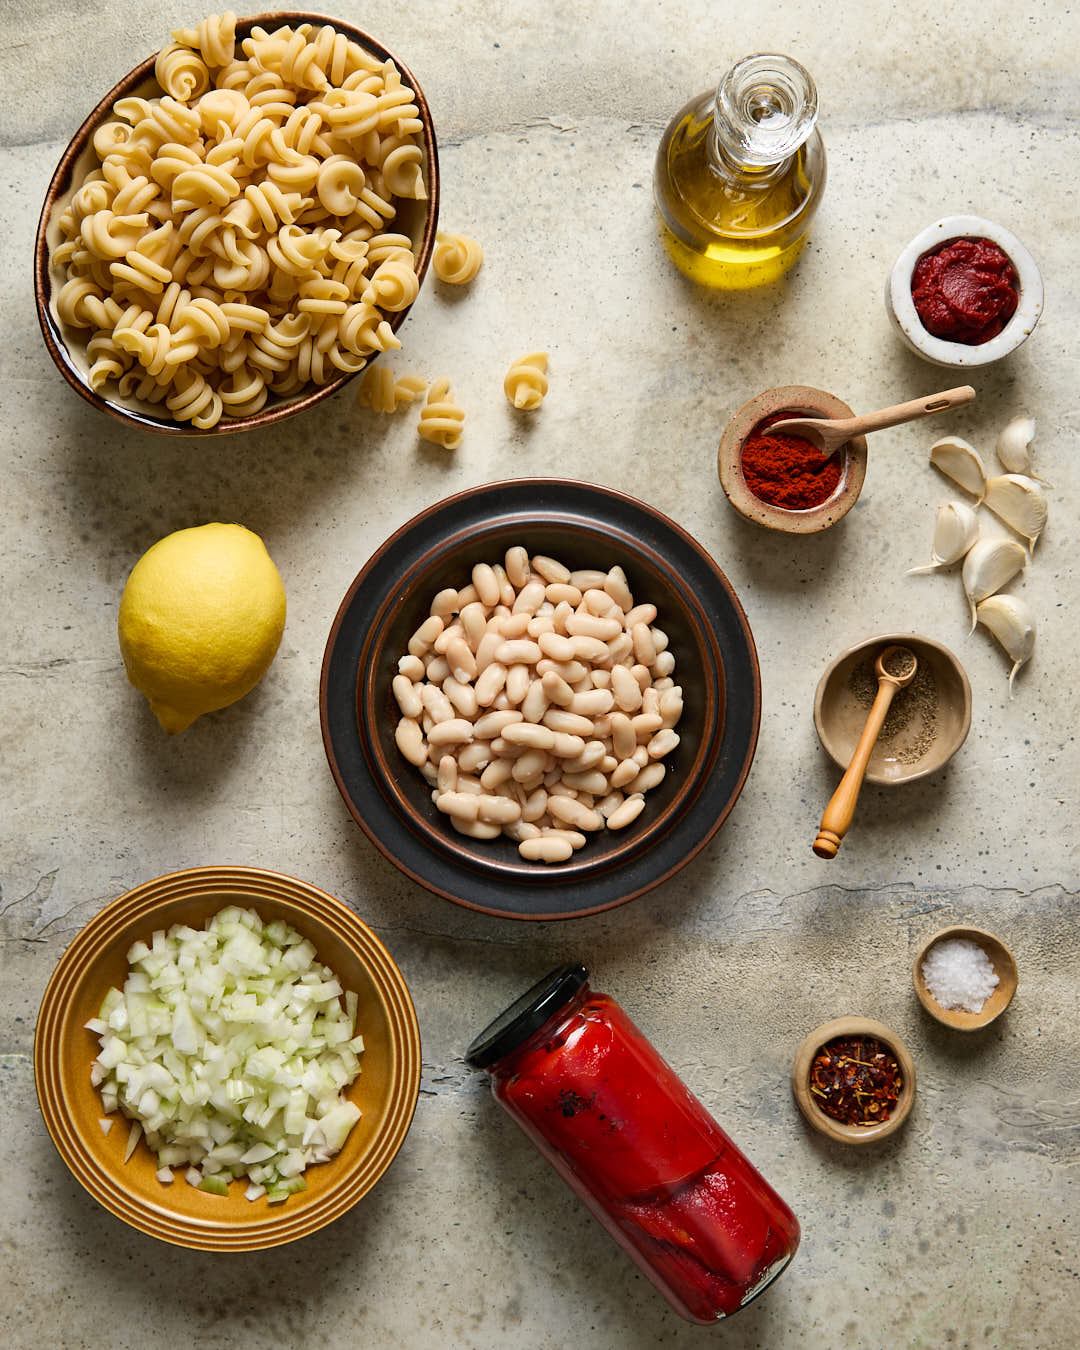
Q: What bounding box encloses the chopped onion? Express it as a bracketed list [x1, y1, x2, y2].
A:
[90, 906, 364, 1203]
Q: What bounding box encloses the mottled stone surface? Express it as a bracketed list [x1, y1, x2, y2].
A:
[1, 2, 1078, 1347]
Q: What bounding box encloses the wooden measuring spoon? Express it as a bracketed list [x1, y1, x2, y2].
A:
[770, 386, 975, 456]
[813, 645, 918, 859]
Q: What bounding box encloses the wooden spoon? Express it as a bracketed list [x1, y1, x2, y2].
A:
[813, 645, 918, 859]
[770, 386, 975, 457]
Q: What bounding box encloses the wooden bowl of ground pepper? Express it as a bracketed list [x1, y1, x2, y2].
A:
[791, 1016, 916, 1145]
[718, 385, 868, 533]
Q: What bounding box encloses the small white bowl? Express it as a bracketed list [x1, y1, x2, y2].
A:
[886, 214, 1043, 368]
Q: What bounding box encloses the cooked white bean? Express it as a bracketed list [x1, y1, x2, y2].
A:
[604, 566, 633, 609]
[624, 604, 657, 629]
[492, 563, 516, 607]
[547, 732, 584, 759]
[503, 722, 556, 751]
[540, 669, 574, 707]
[541, 827, 588, 850]
[408, 614, 443, 658]
[437, 755, 458, 793]
[648, 729, 680, 759]
[567, 634, 607, 663]
[456, 583, 479, 607]
[641, 686, 660, 716]
[472, 562, 500, 606]
[444, 637, 476, 684]
[428, 718, 474, 746]
[457, 741, 490, 774]
[519, 836, 573, 863]
[561, 741, 606, 772]
[611, 665, 643, 713]
[610, 758, 641, 789]
[452, 815, 502, 839]
[512, 579, 547, 615]
[545, 583, 582, 606]
[632, 712, 663, 738]
[503, 663, 529, 705]
[504, 819, 541, 843]
[527, 615, 555, 638]
[522, 788, 549, 822]
[569, 689, 614, 717]
[473, 709, 522, 739]
[398, 654, 425, 680]
[436, 790, 478, 819]
[538, 631, 575, 662]
[591, 714, 613, 740]
[653, 651, 676, 678]
[392, 674, 423, 719]
[569, 569, 606, 589]
[480, 759, 514, 790]
[610, 711, 636, 759]
[542, 709, 595, 737]
[597, 790, 625, 819]
[531, 554, 571, 584]
[495, 639, 543, 666]
[505, 545, 530, 588]
[631, 745, 649, 767]
[605, 633, 635, 668]
[475, 662, 507, 707]
[650, 627, 669, 654]
[583, 588, 617, 616]
[443, 677, 479, 719]
[432, 621, 461, 655]
[548, 796, 604, 831]
[420, 761, 439, 785]
[607, 794, 646, 830]
[459, 602, 487, 650]
[488, 736, 521, 758]
[635, 762, 666, 792]
[425, 654, 450, 683]
[660, 689, 683, 728]
[536, 657, 588, 684]
[590, 669, 612, 690]
[521, 679, 550, 724]
[566, 613, 622, 641]
[512, 748, 548, 781]
[653, 676, 674, 692]
[501, 613, 533, 640]
[477, 794, 522, 824]
[395, 717, 427, 766]
[456, 774, 484, 794]
[421, 683, 455, 724]
[632, 622, 657, 666]
[562, 770, 609, 795]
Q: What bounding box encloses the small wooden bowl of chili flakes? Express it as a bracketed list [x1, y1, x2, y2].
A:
[791, 1015, 916, 1145]
[718, 385, 868, 534]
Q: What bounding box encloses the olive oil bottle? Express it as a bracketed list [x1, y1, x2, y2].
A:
[654, 53, 826, 289]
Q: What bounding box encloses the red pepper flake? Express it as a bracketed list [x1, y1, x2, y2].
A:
[808, 1035, 902, 1126]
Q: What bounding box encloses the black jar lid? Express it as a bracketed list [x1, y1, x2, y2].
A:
[465, 963, 589, 1070]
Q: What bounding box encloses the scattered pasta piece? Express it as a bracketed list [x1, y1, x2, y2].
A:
[417, 377, 464, 449]
[432, 231, 483, 284]
[357, 364, 426, 413]
[504, 352, 549, 411]
[50, 13, 429, 429]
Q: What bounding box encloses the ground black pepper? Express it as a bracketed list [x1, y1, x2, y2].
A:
[848, 654, 938, 765]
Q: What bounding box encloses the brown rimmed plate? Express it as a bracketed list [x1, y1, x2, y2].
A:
[33, 13, 439, 436]
[34, 866, 421, 1250]
[320, 478, 761, 920]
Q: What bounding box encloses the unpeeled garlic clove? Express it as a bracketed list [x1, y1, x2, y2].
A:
[929, 436, 987, 500]
[984, 474, 1048, 552]
[976, 594, 1036, 695]
[907, 500, 979, 575]
[961, 536, 1026, 632]
[995, 416, 1040, 476]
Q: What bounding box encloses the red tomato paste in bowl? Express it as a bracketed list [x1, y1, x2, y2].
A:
[911, 237, 1019, 345]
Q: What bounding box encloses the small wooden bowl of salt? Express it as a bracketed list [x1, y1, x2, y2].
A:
[913, 926, 1018, 1030]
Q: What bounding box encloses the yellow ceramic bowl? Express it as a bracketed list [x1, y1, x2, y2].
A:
[34, 866, 420, 1250]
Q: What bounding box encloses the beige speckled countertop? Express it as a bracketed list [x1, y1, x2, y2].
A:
[2, 3, 1078, 1347]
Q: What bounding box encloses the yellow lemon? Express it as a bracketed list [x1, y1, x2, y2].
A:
[118, 523, 286, 734]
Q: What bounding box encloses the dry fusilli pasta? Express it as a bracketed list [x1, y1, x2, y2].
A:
[357, 364, 426, 413]
[503, 352, 549, 411]
[49, 12, 427, 428]
[417, 377, 464, 449]
[432, 231, 482, 284]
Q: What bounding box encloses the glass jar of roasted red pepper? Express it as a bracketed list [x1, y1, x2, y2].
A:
[465, 965, 800, 1324]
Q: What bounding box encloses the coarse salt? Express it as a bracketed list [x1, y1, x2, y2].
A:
[922, 937, 999, 1013]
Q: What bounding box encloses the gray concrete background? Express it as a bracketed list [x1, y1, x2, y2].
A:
[2, 2, 1077, 1347]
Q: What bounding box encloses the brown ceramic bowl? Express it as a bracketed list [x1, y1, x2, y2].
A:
[34, 866, 421, 1250]
[792, 1015, 916, 1146]
[321, 479, 762, 920]
[814, 632, 972, 786]
[34, 13, 439, 436]
[718, 384, 868, 533]
[913, 925, 1018, 1030]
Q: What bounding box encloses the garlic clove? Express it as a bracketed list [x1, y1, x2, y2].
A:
[906, 500, 979, 575]
[976, 594, 1036, 695]
[995, 416, 1038, 475]
[929, 436, 987, 500]
[983, 474, 1048, 552]
[961, 537, 1026, 632]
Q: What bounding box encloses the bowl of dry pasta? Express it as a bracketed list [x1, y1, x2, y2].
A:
[34, 11, 439, 435]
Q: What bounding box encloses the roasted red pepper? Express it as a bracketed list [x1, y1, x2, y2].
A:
[468, 969, 799, 1323]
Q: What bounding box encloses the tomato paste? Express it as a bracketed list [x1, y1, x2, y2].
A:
[911, 236, 1019, 345]
[466, 966, 800, 1323]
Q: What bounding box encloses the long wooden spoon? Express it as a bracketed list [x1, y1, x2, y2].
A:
[770, 386, 975, 456]
[813, 645, 918, 859]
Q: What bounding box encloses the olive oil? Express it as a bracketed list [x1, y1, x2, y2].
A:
[654, 54, 827, 290]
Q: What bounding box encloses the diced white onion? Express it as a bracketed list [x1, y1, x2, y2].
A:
[90, 906, 364, 1204]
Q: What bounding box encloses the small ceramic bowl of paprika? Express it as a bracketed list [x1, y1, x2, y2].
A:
[717, 385, 868, 534]
[886, 214, 1043, 369]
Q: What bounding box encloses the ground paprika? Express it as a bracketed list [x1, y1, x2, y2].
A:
[740, 412, 843, 510]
